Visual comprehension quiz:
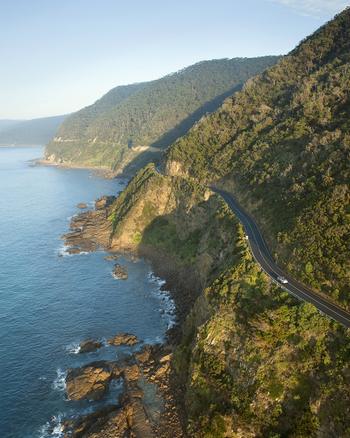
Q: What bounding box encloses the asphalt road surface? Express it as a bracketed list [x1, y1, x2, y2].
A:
[211, 188, 350, 328]
[155, 166, 350, 327]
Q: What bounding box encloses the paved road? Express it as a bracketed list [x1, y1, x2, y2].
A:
[155, 167, 350, 327]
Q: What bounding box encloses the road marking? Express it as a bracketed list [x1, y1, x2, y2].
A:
[154, 168, 350, 326]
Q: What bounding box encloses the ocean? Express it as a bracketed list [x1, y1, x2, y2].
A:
[0, 147, 173, 437]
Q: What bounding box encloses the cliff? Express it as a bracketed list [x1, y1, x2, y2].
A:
[104, 165, 350, 437]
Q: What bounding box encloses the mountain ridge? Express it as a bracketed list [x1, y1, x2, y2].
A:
[162, 7, 350, 309]
[43, 56, 281, 173]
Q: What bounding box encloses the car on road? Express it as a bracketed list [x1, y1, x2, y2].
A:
[277, 276, 288, 284]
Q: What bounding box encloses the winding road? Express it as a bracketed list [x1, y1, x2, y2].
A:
[155, 167, 350, 327]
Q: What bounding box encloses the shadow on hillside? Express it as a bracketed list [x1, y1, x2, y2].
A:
[121, 150, 163, 175]
[149, 83, 244, 150]
[118, 83, 244, 176]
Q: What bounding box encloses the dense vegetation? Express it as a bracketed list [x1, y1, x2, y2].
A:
[179, 233, 350, 437]
[108, 165, 350, 437]
[0, 114, 69, 146]
[43, 56, 280, 173]
[163, 8, 350, 309]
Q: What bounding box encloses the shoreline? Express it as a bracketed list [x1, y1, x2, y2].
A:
[59, 197, 196, 436]
[30, 158, 135, 179]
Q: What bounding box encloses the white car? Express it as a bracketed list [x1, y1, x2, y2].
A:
[277, 276, 288, 284]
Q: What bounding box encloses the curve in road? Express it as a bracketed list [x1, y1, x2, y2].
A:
[155, 167, 350, 327]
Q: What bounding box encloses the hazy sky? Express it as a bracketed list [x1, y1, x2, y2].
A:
[0, 0, 347, 120]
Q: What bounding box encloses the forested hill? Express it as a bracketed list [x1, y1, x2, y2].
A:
[53, 82, 146, 140]
[43, 56, 281, 173]
[163, 8, 350, 310]
[0, 114, 69, 146]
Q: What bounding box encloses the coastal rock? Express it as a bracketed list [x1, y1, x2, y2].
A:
[66, 360, 113, 401]
[134, 344, 152, 364]
[79, 339, 103, 353]
[94, 195, 116, 210]
[105, 254, 119, 260]
[108, 333, 141, 346]
[62, 404, 130, 438]
[77, 203, 87, 209]
[160, 353, 173, 363]
[114, 264, 128, 280]
[61, 195, 117, 254]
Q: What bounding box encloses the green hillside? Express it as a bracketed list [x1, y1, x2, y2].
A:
[163, 8, 350, 309]
[107, 164, 350, 437]
[0, 114, 69, 146]
[43, 56, 280, 173]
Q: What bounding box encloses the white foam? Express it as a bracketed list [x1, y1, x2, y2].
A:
[167, 320, 176, 330]
[52, 369, 66, 391]
[66, 342, 80, 354]
[38, 414, 64, 438]
[109, 377, 124, 392]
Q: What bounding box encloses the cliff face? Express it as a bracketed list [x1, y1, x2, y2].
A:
[106, 165, 350, 437]
[108, 164, 242, 287]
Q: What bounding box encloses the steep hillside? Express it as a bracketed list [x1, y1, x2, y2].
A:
[43, 56, 280, 173]
[0, 114, 69, 146]
[106, 165, 350, 437]
[163, 8, 350, 309]
[52, 82, 146, 140]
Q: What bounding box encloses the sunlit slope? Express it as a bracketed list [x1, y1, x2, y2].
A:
[163, 8, 350, 308]
[43, 56, 280, 172]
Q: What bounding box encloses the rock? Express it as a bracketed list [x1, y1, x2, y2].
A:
[62, 404, 130, 438]
[77, 203, 87, 209]
[66, 361, 113, 401]
[134, 344, 152, 364]
[114, 264, 127, 279]
[79, 339, 103, 353]
[108, 333, 141, 346]
[94, 195, 116, 210]
[67, 247, 82, 255]
[160, 353, 173, 363]
[155, 363, 170, 379]
[61, 195, 117, 255]
[105, 254, 119, 260]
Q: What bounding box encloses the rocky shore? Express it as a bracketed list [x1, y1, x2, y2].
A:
[63, 343, 187, 437]
[59, 195, 196, 437]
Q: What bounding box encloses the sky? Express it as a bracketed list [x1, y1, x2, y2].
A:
[0, 0, 348, 120]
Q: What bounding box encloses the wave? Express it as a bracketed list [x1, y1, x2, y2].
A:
[52, 369, 66, 391]
[66, 342, 80, 354]
[38, 414, 64, 438]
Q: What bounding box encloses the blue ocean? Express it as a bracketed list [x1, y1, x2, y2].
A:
[0, 147, 174, 438]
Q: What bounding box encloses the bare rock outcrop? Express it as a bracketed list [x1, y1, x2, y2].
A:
[79, 339, 104, 353]
[108, 333, 141, 346]
[113, 263, 127, 279]
[66, 361, 113, 401]
[62, 404, 131, 438]
[61, 195, 116, 254]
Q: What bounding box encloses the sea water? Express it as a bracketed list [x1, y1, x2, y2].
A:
[0, 147, 174, 438]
